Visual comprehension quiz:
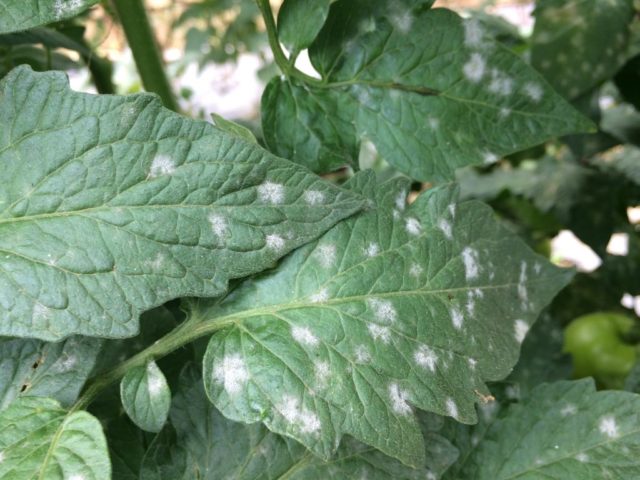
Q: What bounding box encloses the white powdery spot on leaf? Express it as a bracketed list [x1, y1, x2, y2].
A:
[438, 218, 453, 240]
[58, 354, 76, 371]
[468, 357, 477, 369]
[464, 18, 484, 47]
[488, 69, 514, 96]
[514, 319, 529, 343]
[463, 53, 486, 83]
[291, 326, 319, 347]
[149, 154, 176, 178]
[599, 416, 619, 438]
[466, 290, 476, 316]
[316, 244, 337, 268]
[446, 398, 459, 419]
[483, 151, 499, 165]
[364, 242, 380, 257]
[314, 361, 330, 385]
[462, 247, 480, 280]
[368, 324, 391, 343]
[265, 234, 285, 251]
[208, 214, 228, 237]
[560, 403, 577, 416]
[389, 9, 413, 34]
[354, 344, 371, 363]
[54, 0, 82, 19]
[395, 190, 407, 211]
[33, 303, 51, 320]
[414, 345, 438, 372]
[367, 298, 397, 323]
[428, 117, 440, 130]
[524, 82, 543, 102]
[575, 453, 589, 463]
[67, 475, 85, 480]
[405, 217, 422, 235]
[0, 450, 4, 463]
[303, 190, 325, 205]
[257, 181, 285, 204]
[278, 395, 321, 434]
[309, 288, 329, 303]
[214, 354, 249, 395]
[450, 306, 464, 330]
[409, 263, 423, 277]
[518, 261, 529, 308]
[389, 383, 412, 415]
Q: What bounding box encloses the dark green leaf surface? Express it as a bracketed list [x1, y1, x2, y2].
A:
[262, 2, 593, 181]
[140, 365, 458, 479]
[0, 0, 99, 34]
[531, 0, 636, 99]
[0, 66, 363, 341]
[195, 172, 571, 466]
[454, 379, 640, 479]
[277, 0, 331, 52]
[0, 335, 101, 410]
[0, 396, 110, 479]
[120, 361, 171, 433]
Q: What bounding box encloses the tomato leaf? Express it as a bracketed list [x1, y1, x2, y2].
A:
[0, 0, 99, 34]
[120, 361, 171, 433]
[277, 0, 331, 53]
[0, 66, 364, 341]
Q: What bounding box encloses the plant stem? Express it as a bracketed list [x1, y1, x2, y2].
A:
[111, 0, 178, 111]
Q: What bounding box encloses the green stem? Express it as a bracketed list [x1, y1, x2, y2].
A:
[111, 0, 178, 111]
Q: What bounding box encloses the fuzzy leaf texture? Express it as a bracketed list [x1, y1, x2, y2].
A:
[140, 364, 459, 480]
[193, 172, 572, 467]
[531, 0, 636, 99]
[0, 335, 101, 410]
[120, 361, 171, 433]
[262, 0, 593, 181]
[0, 0, 99, 34]
[0, 66, 364, 341]
[450, 379, 640, 479]
[0, 397, 110, 479]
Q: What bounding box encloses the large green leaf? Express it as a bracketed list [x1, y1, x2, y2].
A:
[140, 364, 458, 479]
[452, 379, 640, 479]
[0, 0, 99, 34]
[531, 0, 636, 99]
[262, 1, 593, 181]
[194, 172, 571, 466]
[0, 66, 364, 341]
[0, 396, 110, 479]
[0, 335, 101, 410]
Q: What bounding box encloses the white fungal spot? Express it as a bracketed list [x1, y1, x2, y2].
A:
[0, 450, 4, 463]
[468, 358, 477, 369]
[488, 69, 514, 96]
[147, 363, 165, 397]
[368, 298, 397, 323]
[438, 218, 453, 239]
[514, 319, 529, 343]
[278, 395, 321, 434]
[214, 354, 249, 395]
[462, 247, 480, 280]
[518, 261, 529, 308]
[265, 234, 285, 251]
[291, 326, 319, 347]
[463, 53, 486, 83]
[358, 16, 376, 33]
[450, 306, 464, 330]
[354, 345, 371, 363]
[466, 290, 476, 316]
[395, 190, 407, 211]
[54, 0, 82, 19]
[414, 345, 438, 372]
[365, 242, 380, 257]
[59, 355, 76, 371]
[389, 383, 412, 414]
[368, 324, 391, 343]
[389, 10, 413, 33]
[448, 204, 456, 218]
[208, 214, 228, 237]
[560, 403, 577, 416]
[67, 475, 85, 480]
[428, 117, 440, 130]
[446, 398, 459, 419]
[33, 303, 50, 320]
[575, 453, 589, 463]
[464, 18, 484, 47]
[524, 82, 543, 102]
[257, 181, 285, 204]
[316, 244, 337, 267]
[149, 154, 176, 178]
[314, 361, 330, 385]
[405, 217, 422, 235]
[309, 288, 329, 303]
[499, 107, 511, 118]
[303, 190, 325, 205]
[599, 416, 618, 438]
[409, 263, 423, 277]
[483, 151, 499, 165]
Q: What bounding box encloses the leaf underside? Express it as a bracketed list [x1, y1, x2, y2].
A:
[194, 171, 572, 467]
[0, 66, 364, 341]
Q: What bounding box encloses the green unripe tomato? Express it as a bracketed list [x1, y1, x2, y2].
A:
[563, 312, 638, 389]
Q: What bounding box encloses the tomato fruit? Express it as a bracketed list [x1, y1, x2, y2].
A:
[563, 312, 638, 389]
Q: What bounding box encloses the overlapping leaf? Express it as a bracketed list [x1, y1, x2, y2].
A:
[0, 396, 110, 479]
[531, 0, 636, 99]
[451, 379, 640, 479]
[0, 335, 101, 410]
[120, 361, 171, 433]
[277, 0, 331, 53]
[140, 364, 458, 479]
[262, 0, 593, 181]
[0, 0, 99, 34]
[0, 66, 364, 341]
[192, 172, 571, 466]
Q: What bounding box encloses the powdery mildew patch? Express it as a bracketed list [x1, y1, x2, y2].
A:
[148, 154, 176, 178]
[214, 354, 250, 395]
[278, 395, 321, 434]
[257, 181, 285, 204]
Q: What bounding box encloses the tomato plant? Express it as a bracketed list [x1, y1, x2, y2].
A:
[0, 0, 639, 479]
